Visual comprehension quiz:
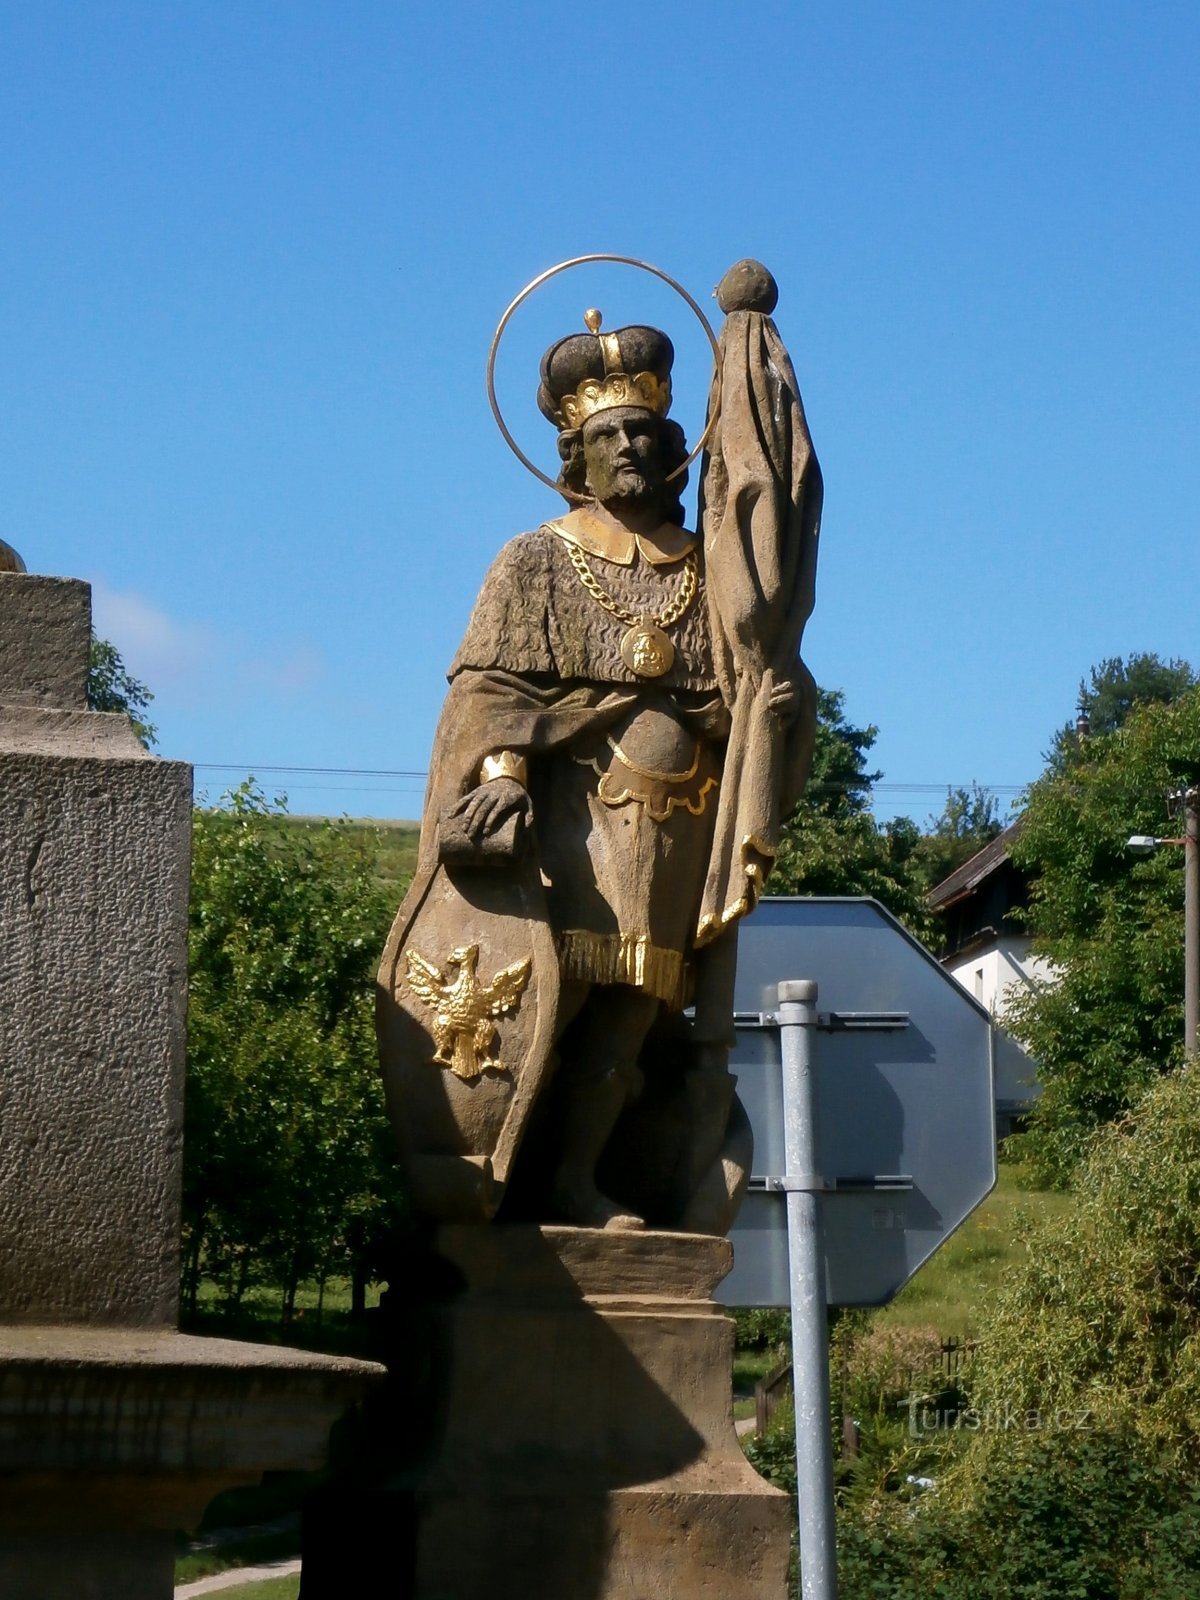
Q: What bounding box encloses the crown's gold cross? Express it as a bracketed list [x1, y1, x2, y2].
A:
[404, 943, 532, 1081]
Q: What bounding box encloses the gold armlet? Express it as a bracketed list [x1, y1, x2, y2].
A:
[479, 751, 528, 787]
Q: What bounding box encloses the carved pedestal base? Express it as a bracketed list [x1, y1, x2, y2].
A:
[385, 1227, 790, 1600]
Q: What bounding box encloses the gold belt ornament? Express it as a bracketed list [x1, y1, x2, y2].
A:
[577, 735, 717, 823]
[558, 929, 688, 1009]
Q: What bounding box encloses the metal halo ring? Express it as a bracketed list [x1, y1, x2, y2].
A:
[486, 253, 722, 502]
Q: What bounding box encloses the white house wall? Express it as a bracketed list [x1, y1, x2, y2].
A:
[946, 935, 1051, 1119]
[945, 934, 1055, 1023]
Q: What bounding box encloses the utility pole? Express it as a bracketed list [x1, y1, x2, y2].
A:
[777, 979, 838, 1600]
[1129, 789, 1200, 1056]
[1186, 787, 1199, 1057]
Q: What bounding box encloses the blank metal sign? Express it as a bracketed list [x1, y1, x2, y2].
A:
[719, 897, 996, 1308]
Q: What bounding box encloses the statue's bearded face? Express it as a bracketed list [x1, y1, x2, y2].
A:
[581, 406, 666, 513]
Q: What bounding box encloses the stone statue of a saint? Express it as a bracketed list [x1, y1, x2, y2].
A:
[378, 259, 821, 1236]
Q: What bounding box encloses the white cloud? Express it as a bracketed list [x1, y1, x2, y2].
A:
[90, 579, 214, 685]
[249, 643, 325, 694]
[88, 579, 326, 701]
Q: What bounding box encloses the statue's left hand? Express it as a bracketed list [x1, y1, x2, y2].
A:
[769, 678, 801, 719]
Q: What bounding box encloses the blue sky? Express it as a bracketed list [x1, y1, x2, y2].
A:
[3, 2, 1197, 823]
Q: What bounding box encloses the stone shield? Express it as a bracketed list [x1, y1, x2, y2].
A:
[376, 853, 560, 1222]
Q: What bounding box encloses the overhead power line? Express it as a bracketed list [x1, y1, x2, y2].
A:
[191, 761, 1027, 797]
[193, 763, 427, 778]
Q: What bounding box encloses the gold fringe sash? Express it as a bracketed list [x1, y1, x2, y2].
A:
[558, 929, 688, 1009]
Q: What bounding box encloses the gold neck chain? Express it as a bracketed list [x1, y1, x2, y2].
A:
[562, 539, 699, 630]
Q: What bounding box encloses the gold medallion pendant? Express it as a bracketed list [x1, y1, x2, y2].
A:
[620, 621, 675, 678]
[558, 534, 698, 680]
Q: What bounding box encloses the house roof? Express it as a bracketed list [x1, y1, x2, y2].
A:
[927, 817, 1025, 912]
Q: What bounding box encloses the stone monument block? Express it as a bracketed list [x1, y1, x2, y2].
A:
[0, 567, 384, 1598]
[0, 574, 90, 710]
[0, 711, 192, 1326]
[325, 1227, 792, 1600]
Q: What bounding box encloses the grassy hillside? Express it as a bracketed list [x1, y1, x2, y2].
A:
[873, 1164, 1074, 1338]
[280, 815, 420, 904]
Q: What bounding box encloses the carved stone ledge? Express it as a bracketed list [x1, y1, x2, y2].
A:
[0, 1327, 384, 1600]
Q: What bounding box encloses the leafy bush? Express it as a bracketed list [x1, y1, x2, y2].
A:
[835, 1321, 947, 1424]
[183, 783, 404, 1324]
[731, 1308, 791, 1351]
[835, 1064, 1200, 1596]
[973, 1063, 1200, 1472]
[743, 1394, 798, 1498]
[839, 1428, 1200, 1600]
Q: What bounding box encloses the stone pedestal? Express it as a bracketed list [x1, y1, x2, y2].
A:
[0, 570, 384, 1597]
[0, 700, 192, 1326]
[381, 1227, 790, 1600]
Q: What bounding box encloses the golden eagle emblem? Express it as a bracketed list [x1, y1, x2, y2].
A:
[404, 943, 532, 1081]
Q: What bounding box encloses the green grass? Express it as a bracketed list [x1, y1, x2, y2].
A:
[872, 1162, 1074, 1338]
[189, 1271, 382, 1320]
[198, 1578, 299, 1600]
[176, 1529, 300, 1584]
[731, 1163, 1072, 1424]
[182, 1274, 383, 1359]
[733, 1347, 785, 1395]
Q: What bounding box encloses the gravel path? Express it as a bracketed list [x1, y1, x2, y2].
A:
[175, 1557, 301, 1596]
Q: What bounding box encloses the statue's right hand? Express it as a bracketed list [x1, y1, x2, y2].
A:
[438, 779, 534, 865]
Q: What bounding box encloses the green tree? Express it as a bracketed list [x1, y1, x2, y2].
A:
[183, 783, 405, 1324]
[1046, 652, 1196, 773]
[804, 687, 882, 816]
[767, 688, 933, 938]
[1006, 685, 1200, 1184]
[976, 1062, 1200, 1469]
[86, 632, 157, 747]
[913, 782, 1006, 895]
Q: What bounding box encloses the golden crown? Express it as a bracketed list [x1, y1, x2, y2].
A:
[551, 307, 673, 430]
[558, 369, 672, 429]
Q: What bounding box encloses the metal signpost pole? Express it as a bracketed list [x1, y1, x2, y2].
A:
[777, 979, 838, 1600]
[1186, 789, 1199, 1057]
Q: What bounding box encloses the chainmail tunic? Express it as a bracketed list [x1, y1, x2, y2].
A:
[450, 526, 717, 693]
